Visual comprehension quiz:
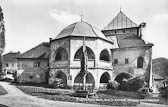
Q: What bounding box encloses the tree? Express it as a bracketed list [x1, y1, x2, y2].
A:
[0, 6, 5, 75]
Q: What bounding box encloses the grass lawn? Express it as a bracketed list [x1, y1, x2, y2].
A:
[16, 84, 141, 106]
[0, 85, 7, 95]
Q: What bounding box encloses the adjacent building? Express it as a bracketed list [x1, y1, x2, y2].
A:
[102, 11, 153, 88]
[3, 51, 20, 74]
[17, 42, 49, 83]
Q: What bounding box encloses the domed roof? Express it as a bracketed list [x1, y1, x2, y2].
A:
[54, 21, 111, 42]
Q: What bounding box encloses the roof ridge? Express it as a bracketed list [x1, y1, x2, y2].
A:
[85, 21, 99, 38]
[103, 11, 138, 30]
[70, 22, 79, 37]
[18, 42, 48, 58]
[86, 22, 113, 43]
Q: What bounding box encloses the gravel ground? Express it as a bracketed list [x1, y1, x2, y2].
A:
[0, 81, 110, 107]
[0, 81, 168, 107]
[0, 84, 7, 95]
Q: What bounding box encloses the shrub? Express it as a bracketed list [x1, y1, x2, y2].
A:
[107, 81, 120, 90]
[119, 77, 145, 91]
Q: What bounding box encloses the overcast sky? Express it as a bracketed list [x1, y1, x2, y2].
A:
[0, 0, 168, 59]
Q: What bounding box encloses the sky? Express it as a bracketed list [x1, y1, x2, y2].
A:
[0, 0, 168, 59]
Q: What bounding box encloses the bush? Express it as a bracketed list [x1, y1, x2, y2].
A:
[107, 81, 120, 90]
[119, 77, 145, 91]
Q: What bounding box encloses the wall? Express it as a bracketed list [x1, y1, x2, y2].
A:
[50, 38, 70, 69]
[111, 46, 152, 82]
[69, 37, 114, 88]
[49, 38, 70, 84]
[3, 61, 18, 73]
[17, 58, 48, 83]
[49, 37, 114, 89]
[102, 27, 138, 36]
[18, 59, 48, 70]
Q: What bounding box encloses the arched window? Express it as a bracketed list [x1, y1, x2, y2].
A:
[55, 52, 61, 61]
[137, 56, 143, 68]
[55, 71, 67, 84]
[55, 47, 68, 61]
[74, 72, 95, 87]
[74, 46, 95, 60]
[114, 73, 132, 84]
[100, 49, 110, 61]
[100, 72, 111, 83]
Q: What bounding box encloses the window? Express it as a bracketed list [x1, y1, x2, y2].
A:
[125, 58, 129, 64]
[123, 30, 125, 33]
[114, 59, 118, 64]
[5, 63, 9, 67]
[55, 47, 68, 61]
[55, 52, 62, 61]
[12, 63, 14, 67]
[34, 61, 40, 67]
[114, 31, 117, 33]
[29, 76, 33, 79]
[68, 75, 72, 80]
[137, 56, 143, 68]
[100, 49, 110, 61]
[17, 63, 20, 67]
[74, 46, 95, 60]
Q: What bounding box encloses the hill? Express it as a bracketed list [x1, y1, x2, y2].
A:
[152, 57, 168, 79]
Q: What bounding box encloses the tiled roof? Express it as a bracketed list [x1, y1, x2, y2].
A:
[3, 52, 21, 62]
[103, 11, 138, 30]
[17, 42, 49, 59]
[54, 21, 112, 43]
[107, 34, 153, 48]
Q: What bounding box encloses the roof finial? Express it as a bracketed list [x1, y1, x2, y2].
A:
[80, 14, 83, 22]
[119, 0, 122, 12]
[120, 7, 122, 12]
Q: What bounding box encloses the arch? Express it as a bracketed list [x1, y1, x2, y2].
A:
[55, 47, 68, 61]
[74, 46, 95, 60]
[100, 72, 111, 83]
[74, 72, 95, 87]
[100, 49, 110, 61]
[55, 71, 67, 84]
[137, 56, 143, 68]
[114, 73, 132, 84]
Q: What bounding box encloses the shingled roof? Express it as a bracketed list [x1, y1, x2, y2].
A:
[107, 34, 153, 48]
[3, 52, 21, 62]
[103, 11, 138, 30]
[54, 21, 112, 43]
[17, 42, 49, 59]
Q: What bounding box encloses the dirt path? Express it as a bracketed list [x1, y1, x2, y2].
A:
[0, 81, 109, 107]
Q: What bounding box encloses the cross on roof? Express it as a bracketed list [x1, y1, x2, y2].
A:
[80, 14, 83, 22]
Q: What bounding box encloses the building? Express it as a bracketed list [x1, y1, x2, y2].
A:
[49, 21, 114, 89]
[16, 11, 153, 89]
[102, 11, 153, 88]
[3, 51, 20, 74]
[17, 42, 49, 83]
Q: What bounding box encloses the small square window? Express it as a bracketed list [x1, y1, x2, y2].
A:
[114, 59, 118, 64]
[34, 61, 40, 67]
[125, 58, 129, 64]
[29, 76, 33, 79]
[123, 30, 125, 33]
[68, 75, 72, 80]
[5, 63, 9, 67]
